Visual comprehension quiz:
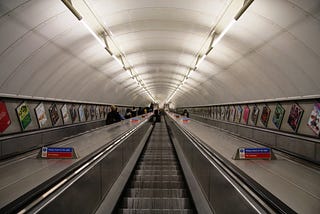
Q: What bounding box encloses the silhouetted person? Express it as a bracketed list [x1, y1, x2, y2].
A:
[182, 109, 189, 118]
[106, 105, 122, 125]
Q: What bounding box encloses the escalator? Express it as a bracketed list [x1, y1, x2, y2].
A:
[113, 120, 196, 213]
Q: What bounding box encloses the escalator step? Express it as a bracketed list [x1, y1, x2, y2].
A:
[136, 165, 180, 170]
[125, 188, 188, 198]
[129, 181, 185, 189]
[133, 175, 183, 181]
[134, 170, 181, 175]
[117, 209, 193, 214]
[120, 197, 192, 209]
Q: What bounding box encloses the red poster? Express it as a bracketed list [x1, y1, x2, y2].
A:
[0, 101, 11, 133]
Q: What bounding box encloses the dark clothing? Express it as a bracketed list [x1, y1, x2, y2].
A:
[182, 110, 189, 118]
[124, 109, 132, 119]
[106, 110, 122, 125]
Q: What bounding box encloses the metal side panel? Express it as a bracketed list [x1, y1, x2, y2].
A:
[167, 116, 264, 214]
[38, 163, 102, 214]
[100, 146, 123, 197]
[276, 135, 316, 160]
[168, 121, 213, 214]
[95, 125, 153, 214]
[252, 129, 277, 147]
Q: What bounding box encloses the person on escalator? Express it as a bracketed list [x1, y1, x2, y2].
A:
[182, 109, 189, 118]
[106, 105, 122, 125]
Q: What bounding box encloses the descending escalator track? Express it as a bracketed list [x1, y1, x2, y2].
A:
[113, 120, 196, 213]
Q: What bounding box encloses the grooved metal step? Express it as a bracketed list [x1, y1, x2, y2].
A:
[129, 181, 185, 189]
[135, 170, 181, 175]
[118, 209, 193, 214]
[133, 175, 182, 181]
[114, 122, 195, 213]
[136, 165, 180, 170]
[125, 189, 188, 198]
[120, 198, 192, 209]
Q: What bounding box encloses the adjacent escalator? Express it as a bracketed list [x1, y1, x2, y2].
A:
[113, 120, 196, 213]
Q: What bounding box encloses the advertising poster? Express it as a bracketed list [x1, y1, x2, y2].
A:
[16, 102, 32, 130]
[225, 106, 230, 121]
[235, 105, 242, 123]
[99, 106, 104, 118]
[0, 101, 11, 133]
[211, 106, 214, 118]
[221, 106, 225, 120]
[243, 106, 250, 124]
[230, 106, 235, 122]
[61, 104, 69, 124]
[213, 107, 216, 119]
[307, 102, 320, 136]
[95, 106, 100, 119]
[69, 104, 77, 122]
[49, 103, 59, 126]
[260, 105, 271, 127]
[251, 105, 259, 125]
[287, 103, 304, 132]
[272, 104, 285, 129]
[35, 102, 47, 128]
[79, 105, 86, 122]
[217, 106, 221, 120]
[90, 105, 95, 120]
[84, 105, 89, 121]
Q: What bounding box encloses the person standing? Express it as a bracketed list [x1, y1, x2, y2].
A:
[106, 105, 122, 125]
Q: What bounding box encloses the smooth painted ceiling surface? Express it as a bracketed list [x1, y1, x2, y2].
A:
[0, 0, 319, 107]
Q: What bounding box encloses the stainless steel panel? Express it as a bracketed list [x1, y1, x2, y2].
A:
[167, 118, 259, 213]
[238, 126, 253, 139]
[209, 165, 257, 214]
[0, 120, 106, 159]
[192, 151, 211, 198]
[252, 129, 276, 147]
[316, 143, 320, 163]
[227, 123, 238, 134]
[101, 146, 123, 196]
[39, 164, 102, 214]
[276, 135, 316, 160]
[2, 134, 42, 157]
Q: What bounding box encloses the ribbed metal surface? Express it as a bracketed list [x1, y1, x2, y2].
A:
[114, 121, 195, 213]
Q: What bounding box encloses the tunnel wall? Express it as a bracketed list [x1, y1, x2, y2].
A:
[0, 97, 132, 159]
[176, 97, 320, 163]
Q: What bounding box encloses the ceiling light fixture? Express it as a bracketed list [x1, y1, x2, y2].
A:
[62, 0, 156, 103]
[80, 19, 106, 48]
[166, 0, 254, 104]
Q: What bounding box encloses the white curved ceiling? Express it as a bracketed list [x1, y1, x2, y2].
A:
[0, 0, 319, 107]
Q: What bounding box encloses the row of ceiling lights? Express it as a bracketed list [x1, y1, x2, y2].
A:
[62, 0, 157, 103]
[166, 0, 254, 103]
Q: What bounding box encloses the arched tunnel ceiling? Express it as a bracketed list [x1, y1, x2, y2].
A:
[0, 0, 320, 107]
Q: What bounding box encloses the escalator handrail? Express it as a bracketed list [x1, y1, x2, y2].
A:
[166, 114, 296, 214]
[2, 119, 150, 214]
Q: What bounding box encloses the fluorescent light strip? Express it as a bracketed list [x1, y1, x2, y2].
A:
[80, 19, 106, 48]
[76, 9, 156, 102]
[196, 54, 207, 68]
[212, 19, 236, 48]
[112, 54, 123, 66]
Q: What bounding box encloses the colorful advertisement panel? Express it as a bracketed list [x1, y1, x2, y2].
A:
[35, 102, 47, 128]
[0, 101, 11, 133]
[49, 103, 59, 126]
[260, 105, 271, 127]
[16, 102, 32, 130]
[61, 104, 69, 124]
[307, 102, 320, 136]
[272, 104, 285, 129]
[287, 103, 304, 132]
